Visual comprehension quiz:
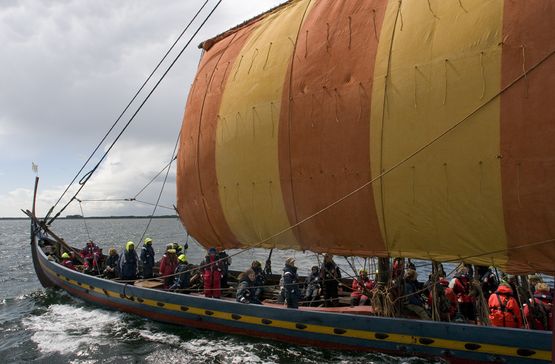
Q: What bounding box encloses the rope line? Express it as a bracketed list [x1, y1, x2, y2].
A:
[45, 0, 211, 221]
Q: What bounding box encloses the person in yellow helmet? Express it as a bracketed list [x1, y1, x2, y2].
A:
[61, 252, 76, 271]
[140, 238, 155, 278]
[118, 241, 138, 280]
[170, 254, 191, 291]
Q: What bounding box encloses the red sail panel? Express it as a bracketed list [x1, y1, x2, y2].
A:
[501, 0, 555, 274]
[278, 0, 387, 255]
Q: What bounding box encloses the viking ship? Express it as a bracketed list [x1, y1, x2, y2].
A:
[28, 1, 554, 363]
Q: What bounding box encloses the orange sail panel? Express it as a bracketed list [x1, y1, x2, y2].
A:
[177, 0, 555, 274]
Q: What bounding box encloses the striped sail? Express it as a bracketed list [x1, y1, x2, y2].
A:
[176, 0, 555, 274]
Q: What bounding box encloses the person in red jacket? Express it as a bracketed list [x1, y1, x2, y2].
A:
[428, 278, 458, 321]
[61, 252, 76, 270]
[488, 282, 523, 328]
[350, 270, 374, 306]
[159, 248, 178, 288]
[202, 247, 223, 298]
[449, 268, 476, 322]
[523, 282, 553, 331]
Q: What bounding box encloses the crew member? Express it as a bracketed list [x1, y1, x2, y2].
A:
[403, 269, 430, 320]
[351, 269, 374, 306]
[304, 266, 321, 306]
[488, 282, 523, 328]
[61, 252, 76, 270]
[103, 247, 119, 279]
[449, 267, 476, 322]
[523, 282, 552, 331]
[251, 260, 266, 302]
[170, 254, 191, 292]
[140, 238, 155, 278]
[428, 278, 458, 321]
[283, 258, 299, 309]
[320, 254, 341, 307]
[159, 248, 178, 288]
[236, 269, 260, 304]
[118, 241, 138, 280]
[203, 247, 223, 298]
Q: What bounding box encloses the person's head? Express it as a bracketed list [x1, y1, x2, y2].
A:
[178, 254, 187, 263]
[324, 253, 333, 263]
[87, 240, 94, 247]
[173, 242, 180, 250]
[285, 257, 295, 267]
[61, 252, 70, 259]
[208, 247, 217, 256]
[528, 275, 542, 286]
[166, 243, 174, 251]
[167, 248, 176, 255]
[536, 282, 550, 294]
[246, 269, 256, 282]
[359, 269, 368, 279]
[108, 248, 117, 256]
[311, 266, 319, 274]
[251, 260, 262, 269]
[126, 241, 135, 252]
[404, 269, 417, 281]
[144, 238, 153, 246]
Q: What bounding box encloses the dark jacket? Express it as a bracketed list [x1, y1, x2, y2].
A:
[283, 265, 299, 298]
[140, 245, 155, 266]
[170, 263, 191, 290]
[320, 261, 341, 285]
[236, 279, 260, 304]
[119, 249, 138, 280]
[404, 279, 424, 306]
[106, 254, 119, 269]
[252, 265, 266, 287]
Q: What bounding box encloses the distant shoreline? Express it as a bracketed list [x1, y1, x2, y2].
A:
[0, 215, 178, 220]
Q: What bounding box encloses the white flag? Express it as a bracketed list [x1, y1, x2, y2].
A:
[32, 162, 38, 174]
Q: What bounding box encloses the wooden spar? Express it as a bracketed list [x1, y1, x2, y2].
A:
[23, 209, 84, 264]
[32, 176, 39, 217]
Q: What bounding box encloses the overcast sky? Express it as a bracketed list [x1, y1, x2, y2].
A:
[0, 0, 283, 217]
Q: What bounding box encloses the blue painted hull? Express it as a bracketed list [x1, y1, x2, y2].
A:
[31, 236, 552, 363]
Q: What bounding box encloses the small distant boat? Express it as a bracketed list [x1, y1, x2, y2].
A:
[28, 0, 554, 363]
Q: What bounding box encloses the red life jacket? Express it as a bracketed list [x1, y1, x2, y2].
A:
[62, 259, 76, 270]
[488, 285, 522, 328]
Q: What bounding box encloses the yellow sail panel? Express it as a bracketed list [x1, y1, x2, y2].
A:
[215, 0, 312, 249]
[370, 0, 507, 266]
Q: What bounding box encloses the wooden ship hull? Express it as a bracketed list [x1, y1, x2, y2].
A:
[29, 226, 552, 364]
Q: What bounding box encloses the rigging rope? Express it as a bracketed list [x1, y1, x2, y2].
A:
[46, 0, 219, 225]
[77, 200, 91, 241]
[136, 134, 181, 248]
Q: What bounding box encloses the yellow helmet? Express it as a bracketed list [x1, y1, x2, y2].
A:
[61, 252, 70, 259]
[126, 241, 135, 251]
[178, 254, 187, 263]
[144, 238, 153, 245]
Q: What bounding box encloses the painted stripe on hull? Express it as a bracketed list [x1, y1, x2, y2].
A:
[36, 248, 551, 363]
